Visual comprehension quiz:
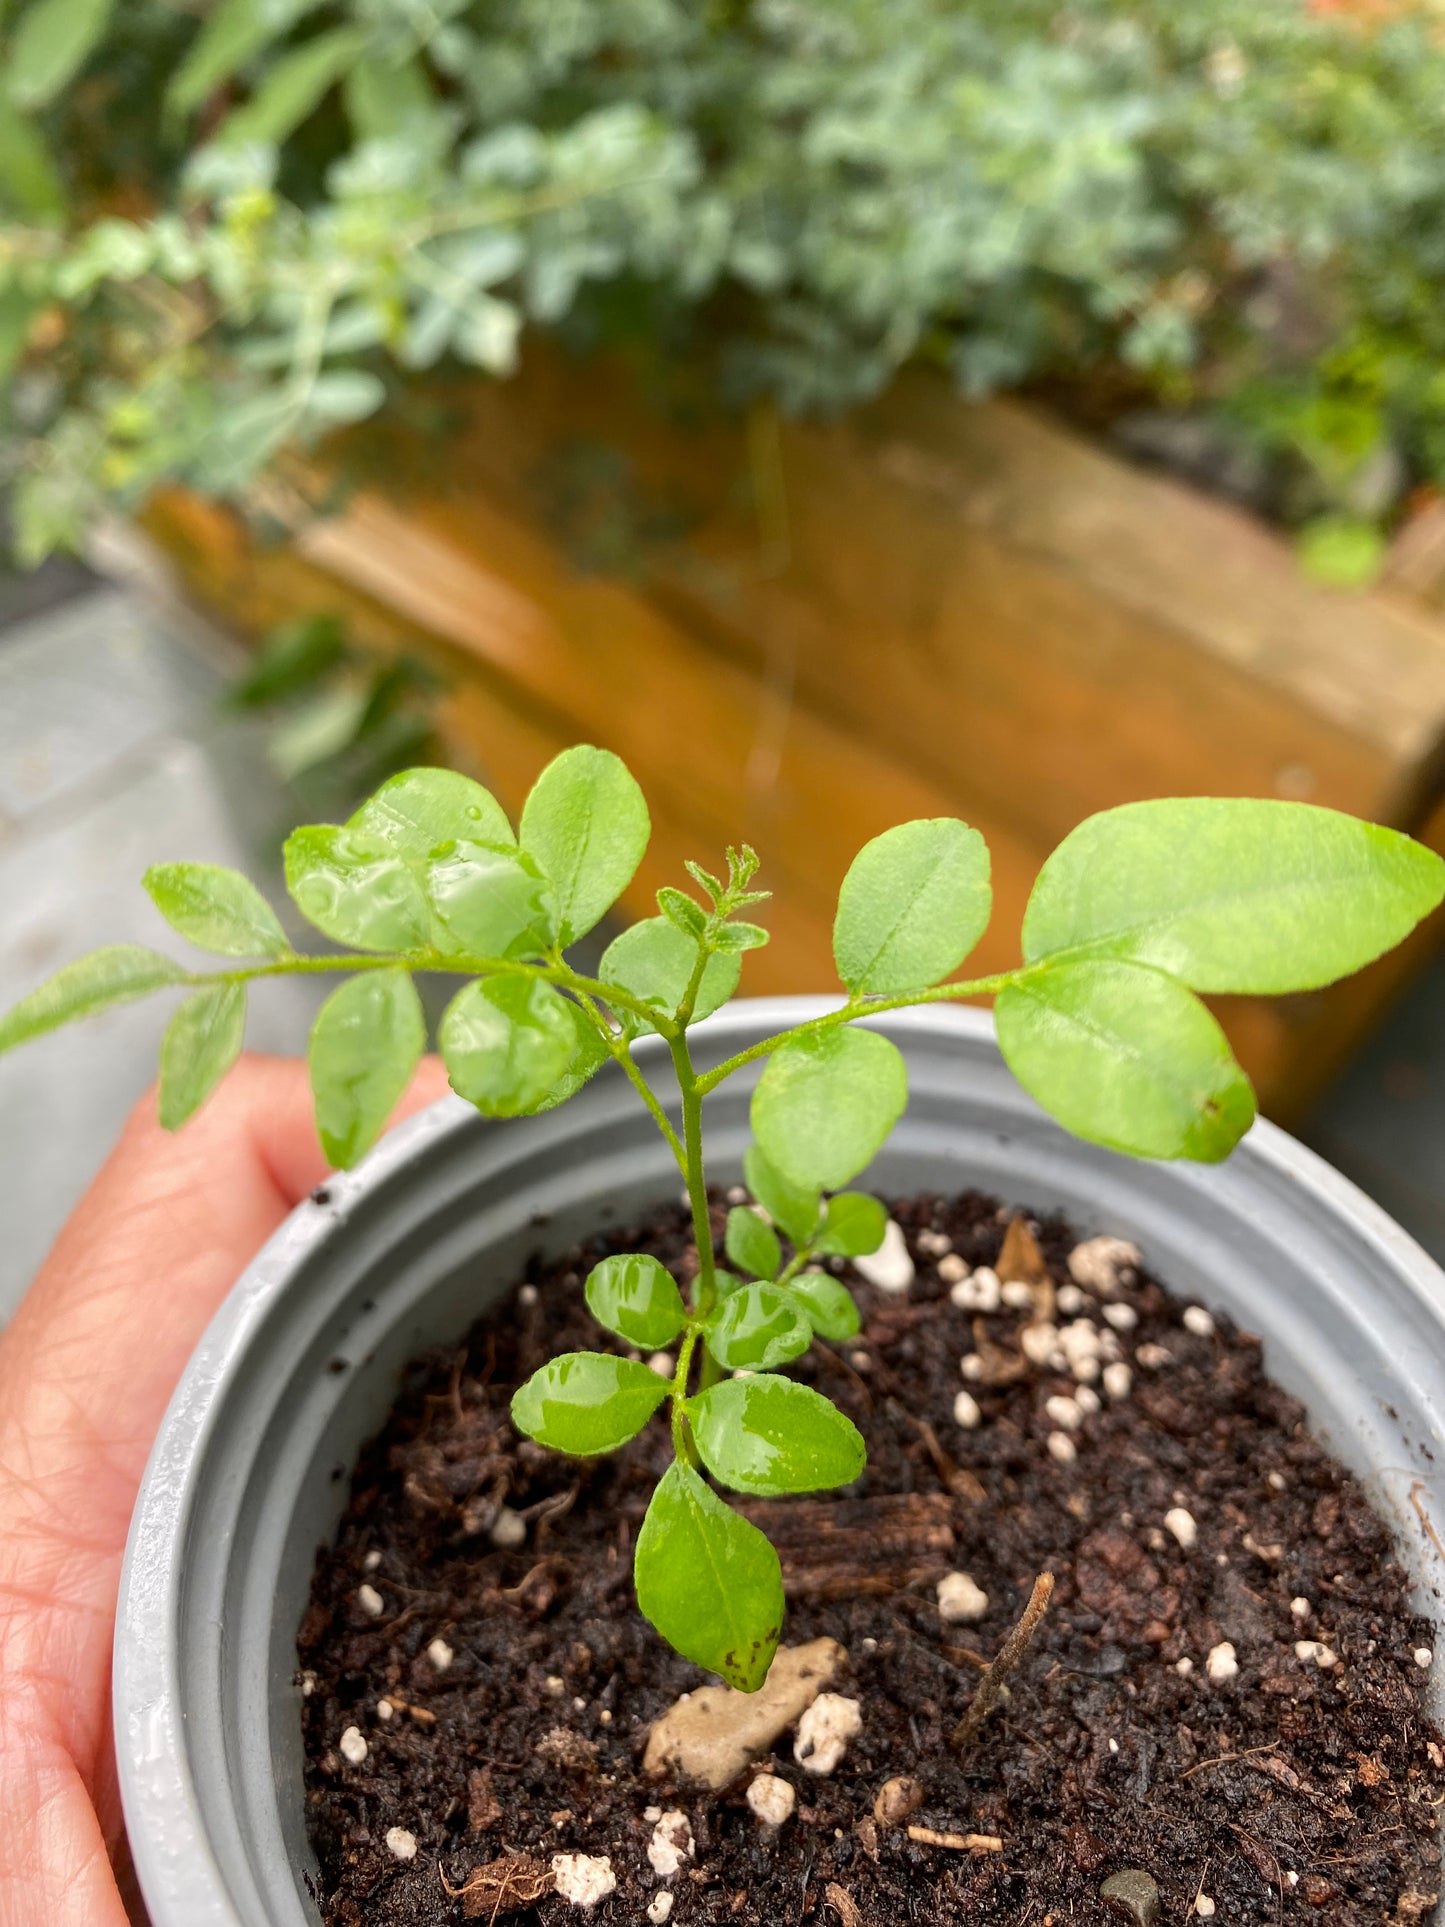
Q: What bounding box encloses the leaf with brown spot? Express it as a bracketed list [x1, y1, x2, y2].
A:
[439, 1853, 554, 1919]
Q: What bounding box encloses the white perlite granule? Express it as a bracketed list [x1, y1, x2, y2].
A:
[1102, 1362, 1132, 1401]
[1182, 1305, 1215, 1337]
[489, 1507, 527, 1549]
[1206, 1641, 1238, 1683]
[1045, 1393, 1082, 1432]
[937, 1571, 989, 1623]
[1047, 1430, 1078, 1466]
[339, 1726, 368, 1765]
[746, 1774, 797, 1827]
[794, 1694, 863, 1776]
[853, 1219, 915, 1293]
[953, 1389, 982, 1430]
[647, 1812, 694, 1878]
[357, 1583, 385, 1618]
[1164, 1507, 1198, 1551]
[427, 1637, 454, 1672]
[648, 1895, 674, 1925]
[551, 1854, 617, 1908]
[1066, 1236, 1140, 1296]
[385, 1828, 417, 1862]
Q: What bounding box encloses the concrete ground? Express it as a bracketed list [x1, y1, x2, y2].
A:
[2, 577, 1443, 1324]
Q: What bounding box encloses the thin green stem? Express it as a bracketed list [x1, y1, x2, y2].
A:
[670, 1029, 719, 1320]
[775, 1247, 812, 1288]
[671, 1330, 701, 1467]
[572, 987, 687, 1173]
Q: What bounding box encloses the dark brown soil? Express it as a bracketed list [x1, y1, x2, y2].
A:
[298, 1191, 1445, 1927]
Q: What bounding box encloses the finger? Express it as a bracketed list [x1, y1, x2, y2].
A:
[0, 1728, 129, 1927]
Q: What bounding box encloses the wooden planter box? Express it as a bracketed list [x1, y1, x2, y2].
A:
[144, 347, 1445, 1122]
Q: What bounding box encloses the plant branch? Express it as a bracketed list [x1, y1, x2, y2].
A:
[670, 1028, 719, 1319]
[950, 1572, 1055, 1752]
[572, 987, 687, 1172]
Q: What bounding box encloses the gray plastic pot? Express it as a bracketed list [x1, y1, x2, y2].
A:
[115, 998, 1445, 1927]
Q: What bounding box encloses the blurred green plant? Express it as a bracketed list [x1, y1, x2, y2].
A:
[5, 0, 1445, 563]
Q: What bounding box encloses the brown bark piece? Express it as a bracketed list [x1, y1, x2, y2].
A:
[439, 1853, 553, 1918]
[733, 1493, 954, 1600]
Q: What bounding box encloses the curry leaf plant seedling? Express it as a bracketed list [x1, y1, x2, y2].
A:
[3, 749, 1443, 1690]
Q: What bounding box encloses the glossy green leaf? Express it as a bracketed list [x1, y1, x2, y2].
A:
[585, 1252, 689, 1349]
[657, 886, 707, 938]
[511, 1351, 670, 1456]
[834, 818, 991, 995]
[702, 1282, 811, 1371]
[7, 0, 113, 109]
[157, 983, 246, 1129]
[751, 1026, 908, 1192]
[284, 824, 427, 951]
[996, 958, 1256, 1162]
[308, 969, 424, 1168]
[439, 976, 577, 1117]
[1023, 799, 1445, 995]
[711, 920, 770, 954]
[0, 946, 187, 1056]
[815, 1191, 887, 1258]
[786, 1272, 860, 1342]
[530, 997, 609, 1113]
[0, 97, 64, 221]
[167, 0, 326, 117]
[426, 841, 554, 962]
[725, 1205, 782, 1281]
[216, 27, 367, 148]
[743, 1145, 820, 1250]
[599, 917, 740, 1038]
[633, 1459, 783, 1691]
[519, 745, 650, 946]
[687, 1376, 865, 1498]
[350, 768, 513, 857]
[144, 862, 290, 959]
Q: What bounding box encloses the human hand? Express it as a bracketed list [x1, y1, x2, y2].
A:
[0, 1054, 449, 1927]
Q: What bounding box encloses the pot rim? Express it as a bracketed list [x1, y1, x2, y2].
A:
[114, 996, 1445, 1927]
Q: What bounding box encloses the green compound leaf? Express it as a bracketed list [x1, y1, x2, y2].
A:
[308, 968, 424, 1168]
[657, 886, 707, 938]
[0, 946, 187, 1056]
[426, 841, 555, 962]
[702, 1282, 811, 1372]
[585, 1252, 689, 1350]
[814, 1191, 887, 1258]
[283, 824, 427, 952]
[7, 0, 114, 110]
[1023, 799, 1445, 995]
[167, 0, 327, 118]
[752, 1026, 908, 1192]
[786, 1272, 860, 1342]
[350, 767, 513, 858]
[834, 818, 991, 996]
[144, 862, 290, 959]
[439, 977, 578, 1117]
[724, 1205, 782, 1282]
[711, 920, 770, 954]
[215, 26, 367, 148]
[530, 998, 609, 1113]
[996, 958, 1256, 1163]
[520, 745, 650, 946]
[743, 1145, 820, 1251]
[511, 1352, 670, 1456]
[686, 1376, 865, 1498]
[599, 917, 740, 1038]
[157, 983, 246, 1130]
[634, 1459, 783, 1691]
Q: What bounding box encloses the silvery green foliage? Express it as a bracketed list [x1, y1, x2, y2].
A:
[5, 0, 1445, 557]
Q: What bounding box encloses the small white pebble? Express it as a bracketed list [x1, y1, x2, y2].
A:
[385, 1827, 417, 1862]
[1415, 1647, 1434, 1669]
[1183, 1305, 1215, 1338]
[1067, 1236, 1140, 1296]
[377, 1699, 394, 1722]
[746, 1773, 797, 1827]
[853, 1219, 915, 1294]
[363, 1549, 383, 1572]
[1291, 1597, 1312, 1622]
[1045, 1393, 1083, 1432]
[1047, 1430, 1078, 1466]
[357, 1584, 385, 1619]
[918, 1229, 953, 1258]
[861, 1637, 878, 1653]
[950, 1266, 1001, 1313]
[644, 1805, 663, 1823]
[1001, 1279, 1035, 1310]
[849, 1350, 872, 1371]
[960, 1353, 984, 1381]
[1165, 1507, 1198, 1551]
[794, 1694, 863, 1776]
[1176, 1657, 1195, 1677]
[1315, 1646, 1339, 1669]
[1268, 1470, 1287, 1491]
[938, 1252, 969, 1285]
[1057, 1284, 1087, 1315]
[599, 1709, 612, 1724]
[1136, 1343, 1173, 1371]
[1098, 1327, 1124, 1362]
[1108, 1737, 1120, 1753]
[551, 1853, 617, 1909]
[490, 1506, 527, 1550]
[1075, 1384, 1102, 1416]
[1196, 1895, 1216, 1919]
[647, 1352, 676, 1379]
[573, 1696, 587, 1711]
[339, 1726, 368, 1766]
[545, 1675, 566, 1698]
[726, 1184, 748, 1205]
[519, 1282, 539, 1306]
[1057, 1319, 1103, 1381]
[1102, 1302, 1138, 1332]
[953, 1389, 982, 1430]
[427, 1637, 454, 1672]
[647, 1811, 694, 1878]
[1103, 1361, 1132, 1401]
[1020, 1322, 1059, 1367]
[1286, 1871, 1299, 1889]
[649, 1895, 674, 1925]
[300, 1671, 317, 1698]
[1295, 1639, 1322, 1663]
[938, 1571, 990, 1623]
[1207, 1641, 1238, 1683]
